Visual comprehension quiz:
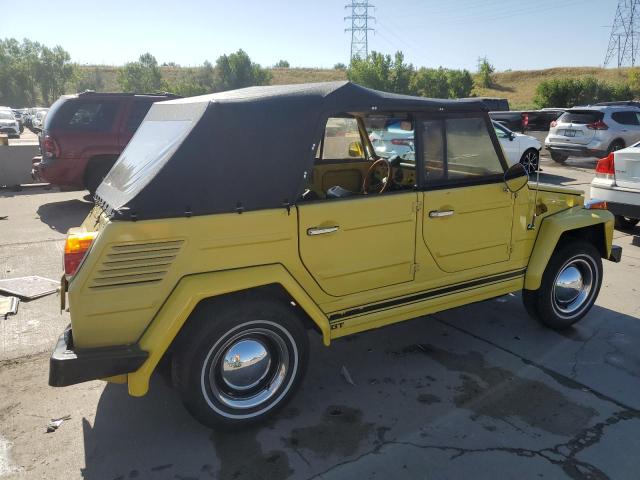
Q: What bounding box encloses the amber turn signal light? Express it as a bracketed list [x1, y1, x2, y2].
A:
[64, 232, 98, 277]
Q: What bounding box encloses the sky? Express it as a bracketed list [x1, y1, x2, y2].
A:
[0, 0, 618, 71]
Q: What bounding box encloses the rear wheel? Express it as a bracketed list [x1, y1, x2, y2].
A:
[519, 148, 540, 174]
[85, 157, 117, 196]
[550, 151, 568, 163]
[522, 241, 602, 330]
[172, 294, 309, 429]
[614, 215, 639, 230]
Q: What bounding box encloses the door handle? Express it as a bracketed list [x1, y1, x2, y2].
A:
[307, 225, 339, 236]
[429, 210, 454, 218]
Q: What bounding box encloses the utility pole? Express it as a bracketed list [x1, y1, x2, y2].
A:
[604, 0, 640, 67]
[344, 1, 375, 61]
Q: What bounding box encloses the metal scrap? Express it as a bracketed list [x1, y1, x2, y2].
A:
[46, 415, 71, 433]
[0, 296, 19, 318]
[0, 276, 59, 300]
[340, 365, 356, 386]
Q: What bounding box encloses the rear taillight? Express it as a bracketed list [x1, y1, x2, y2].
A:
[43, 134, 60, 158]
[550, 120, 557, 128]
[390, 138, 412, 146]
[587, 120, 608, 130]
[64, 232, 97, 277]
[522, 113, 529, 128]
[595, 153, 615, 180]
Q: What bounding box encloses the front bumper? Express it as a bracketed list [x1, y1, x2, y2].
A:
[0, 126, 20, 137]
[49, 326, 148, 387]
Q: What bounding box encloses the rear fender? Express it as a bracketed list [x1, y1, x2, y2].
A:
[524, 207, 614, 291]
[127, 264, 329, 397]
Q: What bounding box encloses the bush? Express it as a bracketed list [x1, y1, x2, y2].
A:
[274, 60, 290, 68]
[477, 56, 494, 88]
[117, 53, 163, 93]
[534, 77, 636, 108]
[214, 49, 271, 91]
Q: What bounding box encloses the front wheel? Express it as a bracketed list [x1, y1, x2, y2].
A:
[172, 294, 309, 429]
[519, 148, 540, 174]
[614, 215, 639, 230]
[522, 241, 602, 330]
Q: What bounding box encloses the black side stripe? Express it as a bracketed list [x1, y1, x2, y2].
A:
[328, 268, 526, 322]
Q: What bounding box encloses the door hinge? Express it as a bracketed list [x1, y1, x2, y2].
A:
[413, 201, 422, 213]
[411, 263, 420, 274]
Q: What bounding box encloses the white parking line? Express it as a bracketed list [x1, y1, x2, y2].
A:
[0, 435, 17, 477]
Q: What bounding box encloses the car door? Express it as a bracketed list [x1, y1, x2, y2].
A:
[297, 115, 418, 297]
[420, 116, 514, 273]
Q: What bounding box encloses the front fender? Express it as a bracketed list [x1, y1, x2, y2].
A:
[127, 264, 330, 397]
[524, 207, 614, 291]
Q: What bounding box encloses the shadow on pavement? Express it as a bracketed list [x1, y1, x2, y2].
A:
[37, 198, 92, 233]
[536, 171, 581, 185]
[79, 299, 640, 480]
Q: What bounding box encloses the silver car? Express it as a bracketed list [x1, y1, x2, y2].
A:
[545, 105, 640, 163]
[0, 108, 20, 138]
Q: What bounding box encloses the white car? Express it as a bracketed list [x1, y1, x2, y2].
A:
[368, 119, 414, 158]
[590, 143, 640, 230]
[493, 121, 542, 173]
[0, 108, 20, 138]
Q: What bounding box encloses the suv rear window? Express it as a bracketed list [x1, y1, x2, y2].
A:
[558, 110, 603, 125]
[47, 100, 118, 132]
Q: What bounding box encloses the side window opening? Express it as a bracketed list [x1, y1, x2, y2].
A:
[422, 116, 503, 187]
[302, 113, 416, 202]
[50, 100, 118, 132]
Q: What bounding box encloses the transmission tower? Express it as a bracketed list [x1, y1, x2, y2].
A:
[344, 1, 375, 60]
[604, 0, 640, 67]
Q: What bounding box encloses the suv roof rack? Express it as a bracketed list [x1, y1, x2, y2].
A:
[78, 90, 181, 98]
[593, 100, 640, 107]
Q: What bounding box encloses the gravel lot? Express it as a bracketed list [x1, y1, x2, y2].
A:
[1, 149, 639, 480]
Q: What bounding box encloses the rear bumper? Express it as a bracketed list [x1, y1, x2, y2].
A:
[590, 183, 640, 219]
[545, 144, 607, 158]
[49, 326, 148, 387]
[32, 156, 86, 189]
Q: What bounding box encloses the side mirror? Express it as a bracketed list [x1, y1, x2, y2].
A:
[504, 163, 528, 193]
[348, 141, 364, 157]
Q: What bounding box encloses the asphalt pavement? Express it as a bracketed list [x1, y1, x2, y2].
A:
[0, 150, 639, 480]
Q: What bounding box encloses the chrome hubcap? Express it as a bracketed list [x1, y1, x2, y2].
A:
[206, 327, 291, 411]
[553, 258, 594, 316]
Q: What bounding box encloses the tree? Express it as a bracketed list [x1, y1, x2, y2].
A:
[117, 53, 163, 93]
[347, 51, 413, 94]
[214, 50, 271, 91]
[333, 62, 347, 70]
[169, 60, 216, 96]
[76, 67, 106, 92]
[447, 69, 474, 98]
[477, 56, 495, 88]
[274, 60, 290, 68]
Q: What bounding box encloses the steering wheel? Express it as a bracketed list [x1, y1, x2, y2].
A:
[363, 158, 392, 194]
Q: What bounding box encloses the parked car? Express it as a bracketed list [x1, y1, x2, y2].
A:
[493, 121, 542, 172]
[368, 118, 414, 158]
[545, 105, 640, 163]
[0, 108, 21, 138]
[473, 97, 510, 112]
[32, 92, 180, 194]
[590, 143, 640, 230]
[31, 109, 47, 132]
[49, 82, 621, 429]
[490, 109, 564, 133]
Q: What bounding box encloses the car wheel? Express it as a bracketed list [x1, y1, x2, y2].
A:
[172, 294, 309, 429]
[607, 139, 625, 154]
[85, 158, 117, 196]
[550, 151, 568, 163]
[519, 149, 539, 174]
[522, 240, 602, 330]
[614, 215, 639, 230]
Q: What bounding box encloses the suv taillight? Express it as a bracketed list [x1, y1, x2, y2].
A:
[43, 134, 60, 158]
[595, 153, 615, 181]
[521, 113, 529, 128]
[391, 138, 412, 146]
[587, 120, 608, 130]
[64, 232, 97, 278]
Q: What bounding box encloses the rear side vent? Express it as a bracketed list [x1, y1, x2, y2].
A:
[89, 240, 184, 289]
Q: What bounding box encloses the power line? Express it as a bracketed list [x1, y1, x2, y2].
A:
[604, 0, 640, 67]
[344, 1, 375, 60]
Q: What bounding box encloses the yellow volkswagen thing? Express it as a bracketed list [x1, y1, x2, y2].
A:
[49, 82, 622, 428]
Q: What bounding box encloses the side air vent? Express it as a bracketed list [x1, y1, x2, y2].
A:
[89, 240, 184, 289]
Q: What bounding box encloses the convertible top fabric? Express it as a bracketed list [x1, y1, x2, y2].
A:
[97, 81, 487, 220]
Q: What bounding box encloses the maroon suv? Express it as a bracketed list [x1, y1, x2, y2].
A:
[33, 92, 179, 193]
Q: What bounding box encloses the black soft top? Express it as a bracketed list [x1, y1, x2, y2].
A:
[97, 81, 487, 220]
